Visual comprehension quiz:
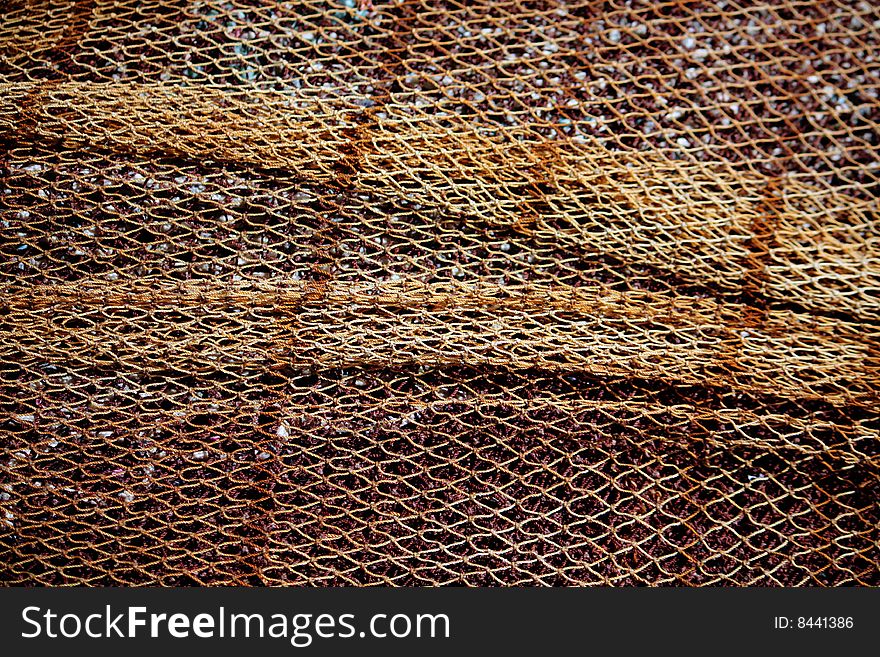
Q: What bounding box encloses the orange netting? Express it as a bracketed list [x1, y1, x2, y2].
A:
[0, 0, 878, 585]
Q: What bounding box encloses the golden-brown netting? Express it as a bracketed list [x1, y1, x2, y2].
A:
[0, 0, 878, 585]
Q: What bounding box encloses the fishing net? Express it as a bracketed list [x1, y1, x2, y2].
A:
[1, 0, 878, 586]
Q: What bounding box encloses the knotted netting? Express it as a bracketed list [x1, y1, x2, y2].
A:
[0, 0, 878, 585]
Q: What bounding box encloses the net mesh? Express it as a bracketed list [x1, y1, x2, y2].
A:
[1, 0, 878, 585]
